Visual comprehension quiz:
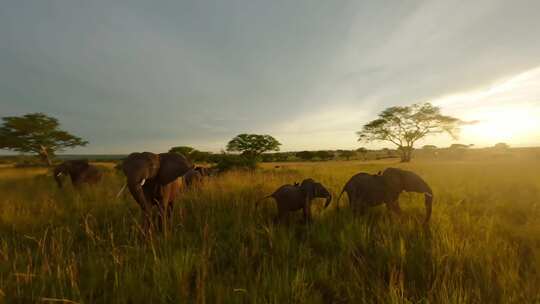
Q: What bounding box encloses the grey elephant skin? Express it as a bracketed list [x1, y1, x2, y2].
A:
[54, 160, 102, 189]
[141, 178, 181, 227]
[258, 178, 332, 223]
[184, 168, 203, 188]
[336, 168, 433, 224]
[120, 152, 193, 229]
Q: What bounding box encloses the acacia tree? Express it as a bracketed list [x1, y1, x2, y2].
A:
[494, 142, 509, 150]
[356, 147, 368, 160]
[0, 113, 88, 166]
[169, 146, 195, 156]
[226, 134, 281, 158]
[357, 103, 461, 162]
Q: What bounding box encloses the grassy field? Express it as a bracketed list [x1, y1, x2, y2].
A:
[0, 159, 539, 303]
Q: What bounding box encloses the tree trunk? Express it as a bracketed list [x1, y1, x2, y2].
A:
[399, 146, 412, 162]
[39, 145, 52, 166]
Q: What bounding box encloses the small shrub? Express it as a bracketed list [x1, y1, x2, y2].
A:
[214, 155, 258, 172]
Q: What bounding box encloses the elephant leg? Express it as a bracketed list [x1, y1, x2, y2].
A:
[346, 191, 354, 210]
[386, 200, 403, 220]
[303, 204, 312, 224]
[156, 201, 170, 234]
[167, 201, 174, 223]
[352, 195, 365, 215]
[274, 207, 287, 224]
[358, 204, 368, 216]
[140, 203, 153, 233]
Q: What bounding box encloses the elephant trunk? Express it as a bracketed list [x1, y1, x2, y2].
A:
[324, 193, 332, 208]
[323, 195, 332, 208]
[54, 168, 63, 188]
[127, 177, 150, 211]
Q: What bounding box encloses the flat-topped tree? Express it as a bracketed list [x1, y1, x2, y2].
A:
[226, 134, 281, 159]
[357, 103, 461, 162]
[0, 113, 88, 166]
[169, 146, 195, 156]
[356, 147, 368, 160]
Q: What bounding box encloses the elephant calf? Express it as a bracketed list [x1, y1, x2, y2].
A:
[257, 178, 332, 223]
[54, 160, 102, 189]
[183, 169, 202, 188]
[335, 168, 433, 224]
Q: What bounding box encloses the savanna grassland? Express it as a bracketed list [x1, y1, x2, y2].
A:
[0, 157, 539, 303]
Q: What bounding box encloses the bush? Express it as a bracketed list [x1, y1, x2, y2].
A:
[14, 157, 50, 168]
[213, 154, 258, 172]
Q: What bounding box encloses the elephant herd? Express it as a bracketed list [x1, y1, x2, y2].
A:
[53, 151, 434, 230]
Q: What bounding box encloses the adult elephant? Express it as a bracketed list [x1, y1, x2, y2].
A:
[257, 178, 332, 223]
[119, 152, 193, 230]
[54, 160, 102, 189]
[335, 168, 433, 224]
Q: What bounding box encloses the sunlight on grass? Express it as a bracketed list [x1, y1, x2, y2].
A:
[0, 159, 539, 302]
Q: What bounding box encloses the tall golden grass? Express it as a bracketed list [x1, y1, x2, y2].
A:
[0, 158, 539, 303]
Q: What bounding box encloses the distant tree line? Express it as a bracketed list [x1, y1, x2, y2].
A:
[2, 102, 512, 167]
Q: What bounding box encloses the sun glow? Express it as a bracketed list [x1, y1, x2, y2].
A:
[433, 66, 540, 146]
[462, 107, 538, 143]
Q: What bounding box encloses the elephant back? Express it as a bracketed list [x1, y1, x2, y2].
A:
[157, 152, 194, 184]
[383, 167, 432, 194]
[123, 152, 160, 179]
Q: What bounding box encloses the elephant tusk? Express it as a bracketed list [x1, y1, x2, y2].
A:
[425, 192, 433, 197]
[116, 183, 127, 198]
[56, 172, 62, 177]
[140, 179, 146, 186]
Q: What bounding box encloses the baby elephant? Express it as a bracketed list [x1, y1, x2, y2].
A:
[54, 160, 102, 189]
[183, 168, 203, 188]
[257, 178, 332, 223]
[336, 168, 433, 224]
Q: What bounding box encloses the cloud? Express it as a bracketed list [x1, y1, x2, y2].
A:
[1, 0, 540, 153]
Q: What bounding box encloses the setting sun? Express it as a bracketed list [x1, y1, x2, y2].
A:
[434, 66, 540, 146]
[463, 106, 539, 143]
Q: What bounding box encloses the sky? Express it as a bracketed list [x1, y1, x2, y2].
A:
[1, 0, 540, 154]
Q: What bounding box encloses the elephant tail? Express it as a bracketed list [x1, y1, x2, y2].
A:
[424, 191, 434, 225]
[255, 194, 274, 209]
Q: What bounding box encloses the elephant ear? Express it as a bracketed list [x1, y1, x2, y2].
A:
[71, 160, 90, 172]
[157, 153, 194, 184]
[381, 168, 404, 194]
[300, 179, 316, 202]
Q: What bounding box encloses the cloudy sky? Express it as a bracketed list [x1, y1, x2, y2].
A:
[1, 0, 540, 154]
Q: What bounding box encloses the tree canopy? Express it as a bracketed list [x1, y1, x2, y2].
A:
[169, 146, 212, 162]
[449, 143, 473, 149]
[169, 146, 195, 156]
[315, 150, 334, 161]
[356, 147, 368, 160]
[338, 150, 355, 160]
[0, 113, 87, 165]
[494, 142, 510, 150]
[226, 134, 281, 158]
[296, 151, 315, 161]
[357, 103, 461, 162]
